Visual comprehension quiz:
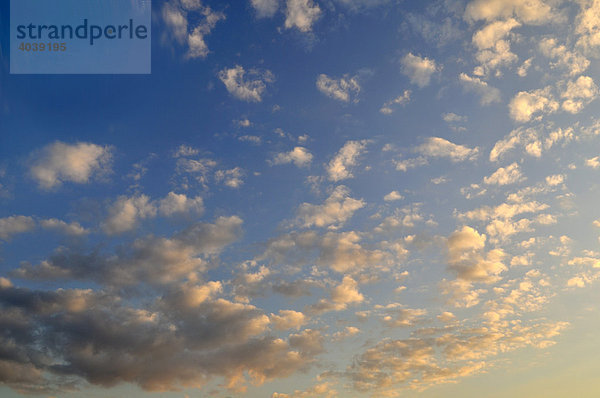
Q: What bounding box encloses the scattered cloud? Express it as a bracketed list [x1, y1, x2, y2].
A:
[219, 65, 275, 102]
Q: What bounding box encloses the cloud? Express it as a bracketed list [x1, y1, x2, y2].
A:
[464, 0, 556, 24]
[16, 216, 243, 286]
[380, 90, 411, 114]
[471, 18, 520, 76]
[489, 125, 574, 162]
[271, 310, 307, 330]
[560, 75, 599, 114]
[0, 281, 324, 393]
[539, 37, 590, 76]
[219, 65, 275, 102]
[459, 73, 501, 105]
[272, 147, 313, 167]
[326, 140, 369, 181]
[158, 192, 205, 216]
[296, 186, 365, 228]
[40, 219, 88, 236]
[483, 162, 525, 185]
[316, 74, 360, 102]
[102, 195, 157, 235]
[308, 276, 364, 314]
[29, 142, 112, 189]
[508, 86, 559, 122]
[0, 216, 35, 240]
[285, 0, 322, 32]
[383, 191, 403, 202]
[416, 137, 479, 162]
[576, 0, 600, 55]
[446, 226, 507, 283]
[251, 0, 279, 18]
[401, 53, 439, 87]
[162, 0, 225, 59]
[215, 167, 245, 188]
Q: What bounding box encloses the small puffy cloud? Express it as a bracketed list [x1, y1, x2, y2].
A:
[0, 216, 36, 240]
[162, 0, 225, 59]
[29, 142, 112, 189]
[251, 0, 279, 18]
[271, 310, 307, 330]
[272, 147, 313, 167]
[219, 65, 275, 102]
[585, 156, 600, 168]
[296, 186, 365, 228]
[560, 75, 599, 114]
[416, 137, 479, 162]
[539, 37, 590, 76]
[309, 276, 364, 314]
[316, 74, 360, 102]
[215, 167, 245, 188]
[384, 191, 403, 202]
[284, 0, 321, 32]
[40, 219, 88, 236]
[546, 174, 564, 186]
[102, 195, 157, 235]
[459, 73, 501, 105]
[471, 18, 520, 76]
[464, 0, 556, 24]
[401, 53, 439, 87]
[447, 226, 507, 283]
[442, 113, 467, 123]
[509, 86, 559, 122]
[472, 18, 520, 49]
[379, 305, 427, 328]
[483, 162, 524, 185]
[576, 0, 600, 55]
[380, 90, 411, 114]
[326, 140, 369, 181]
[158, 192, 204, 216]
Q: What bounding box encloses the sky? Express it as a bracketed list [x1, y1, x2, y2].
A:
[2, 0, 600, 396]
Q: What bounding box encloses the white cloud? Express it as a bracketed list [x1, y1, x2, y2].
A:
[296, 186, 365, 228]
[560, 75, 599, 114]
[471, 18, 520, 76]
[509, 86, 559, 122]
[272, 147, 313, 167]
[102, 195, 157, 235]
[284, 0, 321, 32]
[447, 226, 507, 283]
[539, 37, 590, 76]
[384, 191, 403, 202]
[327, 140, 369, 181]
[316, 74, 360, 102]
[162, 0, 225, 59]
[483, 162, 525, 185]
[459, 73, 501, 105]
[585, 156, 600, 168]
[465, 0, 556, 24]
[251, 0, 279, 18]
[29, 142, 112, 189]
[380, 90, 411, 114]
[215, 167, 245, 188]
[218, 65, 275, 102]
[0, 216, 36, 240]
[271, 310, 307, 330]
[401, 53, 439, 87]
[309, 276, 364, 313]
[158, 192, 205, 216]
[416, 137, 479, 162]
[442, 113, 467, 123]
[576, 0, 600, 55]
[40, 219, 88, 236]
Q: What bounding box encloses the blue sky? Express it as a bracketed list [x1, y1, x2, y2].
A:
[2, 0, 600, 396]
